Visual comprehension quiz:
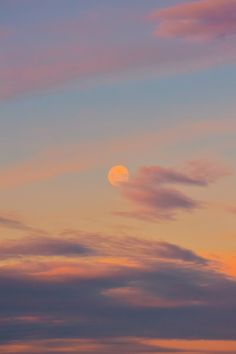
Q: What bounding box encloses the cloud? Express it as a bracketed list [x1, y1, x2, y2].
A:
[0, 232, 208, 264]
[0, 229, 235, 354]
[0, 236, 92, 260]
[116, 159, 229, 221]
[1, 5, 236, 100]
[0, 338, 186, 354]
[2, 39, 236, 100]
[0, 213, 47, 235]
[150, 241, 208, 265]
[0, 117, 234, 191]
[0, 339, 234, 354]
[0, 231, 235, 348]
[149, 0, 236, 41]
[0, 215, 31, 231]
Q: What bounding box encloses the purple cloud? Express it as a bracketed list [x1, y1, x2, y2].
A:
[149, 0, 236, 41]
[0, 231, 235, 347]
[116, 160, 229, 221]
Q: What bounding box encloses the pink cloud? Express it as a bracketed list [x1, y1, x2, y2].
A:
[2, 40, 236, 100]
[149, 0, 236, 41]
[115, 159, 230, 221]
[1, 7, 236, 99]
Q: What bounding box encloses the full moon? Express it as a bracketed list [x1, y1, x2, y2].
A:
[108, 165, 129, 187]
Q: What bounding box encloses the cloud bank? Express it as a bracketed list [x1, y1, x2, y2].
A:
[0, 230, 235, 353]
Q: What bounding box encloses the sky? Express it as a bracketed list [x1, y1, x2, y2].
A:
[0, 0, 236, 353]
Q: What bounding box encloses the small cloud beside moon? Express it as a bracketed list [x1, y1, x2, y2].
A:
[108, 165, 129, 187]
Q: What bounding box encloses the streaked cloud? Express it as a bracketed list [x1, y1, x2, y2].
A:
[1, 3, 236, 99]
[116, 159, 230, 221]
[0, 119, 234, 190]
[0, 235, 92, 260]
[0, 215, 31, 231]
[0, 338, 189, 354]
[0, 231, 235, 346]
[0, 232, 208, 265]
[0, 338, 236, 354]
[149, 0, 236, 41]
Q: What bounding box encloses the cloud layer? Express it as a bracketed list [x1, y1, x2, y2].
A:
[1, 1, 236, 99]
[0, 230, 235, 353]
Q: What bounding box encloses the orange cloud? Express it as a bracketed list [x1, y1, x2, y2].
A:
[1, 338, 217, 354]
[145, 339, 236, 353]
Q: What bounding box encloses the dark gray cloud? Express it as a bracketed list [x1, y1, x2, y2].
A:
[0, 268, 235, 343]
[0, 236, 92, 259]
[0, 233, 235, 347]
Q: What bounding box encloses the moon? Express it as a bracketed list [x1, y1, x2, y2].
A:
[108, 165, 129, 187]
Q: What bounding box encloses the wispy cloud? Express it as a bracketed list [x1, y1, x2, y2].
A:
[1, 4, 236, 99]
[0, 338, 187, 354]
[0, 215, 31, 231]
[0, 119, 234, 190]
[149, 0, 236, 41]
[0, 231, 208, 265]
[115, 159, 230, 221]
[0, 213, 43, 233]
[0, 235, 92, 260]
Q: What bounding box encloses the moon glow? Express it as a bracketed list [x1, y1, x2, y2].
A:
[108, 165, 129, 187]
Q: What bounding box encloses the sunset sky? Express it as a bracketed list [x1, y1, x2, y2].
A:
[1, 0, 236, 353]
